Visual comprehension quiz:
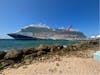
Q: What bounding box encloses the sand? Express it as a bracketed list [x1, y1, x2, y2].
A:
[1, 56, 100, 75]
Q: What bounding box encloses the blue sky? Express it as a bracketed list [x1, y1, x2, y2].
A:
[0, 0, 99, 38]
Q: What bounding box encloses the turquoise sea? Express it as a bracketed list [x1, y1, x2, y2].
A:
[0, 39, 79, 51]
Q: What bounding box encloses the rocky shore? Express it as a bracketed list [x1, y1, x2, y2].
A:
[0, 39, 99, 71]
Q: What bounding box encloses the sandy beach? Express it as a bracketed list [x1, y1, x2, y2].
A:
[0, 40, 100, 75]
[1, 56, 100, 75]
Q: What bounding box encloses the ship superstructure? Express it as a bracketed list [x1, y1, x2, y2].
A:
[8, 24, 86, 40]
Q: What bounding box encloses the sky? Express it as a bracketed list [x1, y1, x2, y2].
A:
[0, 0, 99, 38]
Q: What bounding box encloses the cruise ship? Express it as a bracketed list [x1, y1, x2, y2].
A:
[8, 24, 86, 40]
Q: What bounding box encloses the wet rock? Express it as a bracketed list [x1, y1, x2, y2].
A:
[4, 49, 23, 62]
[0, 51, 6, 60]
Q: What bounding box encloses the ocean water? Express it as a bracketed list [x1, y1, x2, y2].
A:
[0, 39, 79, 51]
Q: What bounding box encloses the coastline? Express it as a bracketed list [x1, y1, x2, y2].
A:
[0, 39, 99, 75]
[0, 39, 79, 51]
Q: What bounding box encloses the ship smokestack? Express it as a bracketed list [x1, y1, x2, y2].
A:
[66, 25, 72, 31]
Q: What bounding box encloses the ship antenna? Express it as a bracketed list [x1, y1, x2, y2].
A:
[66, 25, 72, 31]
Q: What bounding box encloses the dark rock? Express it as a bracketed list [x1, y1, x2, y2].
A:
[37, 51, 46, 56]
[0, 60, 14, 70]
[23, 53, 37, 64]
[24, 53, 37, 60]
[80, 40, 99, 48]
[38, 44, 48, 50]
[80, 43, 89, 50]
[37, 44, 50, 52]
[73, 44, 81, 48]
[72, 46, 78, 51]
[88, 40, 98, 45]
[23, 48, 36, 55]
[66, 45, 73, 51]
[57, 45, 63, 50]
[4, 49, 23, 62]
[64, 44, 80, 51]
[0, 51, 6, 60]
[0, 63, 10, 70]
[49, 45, 58, 52]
